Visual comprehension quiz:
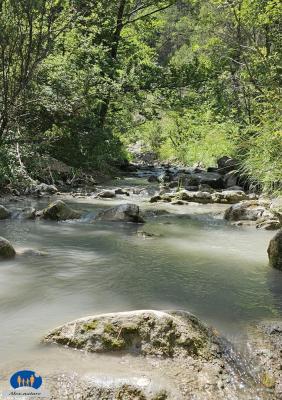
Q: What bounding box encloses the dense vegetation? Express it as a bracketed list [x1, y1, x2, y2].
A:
[0, 0, 281, 192]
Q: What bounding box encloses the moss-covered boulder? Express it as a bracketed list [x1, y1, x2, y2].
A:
[268, 230, 282, 270]
[95, 204, 144, 223]
[0, 205, 11, 220]
[38, 200, 82, 221]
[44, 310, 218, 358]
[43, 310, 266, 399]
[0, 237, 16, 259]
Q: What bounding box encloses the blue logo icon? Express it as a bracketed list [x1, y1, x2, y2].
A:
[10, 370, 42, 390]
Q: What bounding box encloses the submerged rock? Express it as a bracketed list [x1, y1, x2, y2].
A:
[37, 200, 82, 221]
[0, 205, 11, 220]
[268, 230, 282, 270]
[0, 236, 16, 259]
[96, 204, 144, 223]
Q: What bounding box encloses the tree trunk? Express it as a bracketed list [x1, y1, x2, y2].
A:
[98, 0, 127, 128]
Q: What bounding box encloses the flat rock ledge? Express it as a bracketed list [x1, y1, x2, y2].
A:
[247, 320, 282, 399]
[43, 310, 268, 400]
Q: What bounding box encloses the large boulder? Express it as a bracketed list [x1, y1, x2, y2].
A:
[43, 310, 265, 399]
[247, 321, 282, 398]
[268, 230, 282, 270]
[0, 237, 16, 259]
[44, 310, 216, 358]
[0, 205, 11, 220]
[224, 200, 269, 221]
[96, 204, 144, 223]
[37, 200, 82, 221]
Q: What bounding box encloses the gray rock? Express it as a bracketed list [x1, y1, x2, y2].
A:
[115, 188, 130, 196]
[36, 183, 58, 194]
[97, 190, 116, 198]
[256, 220, 281, 230]
[217, 156, 238, 174]
[268, 230, 282, 270]
[185, 172, 224, 190]
[175, 190, 213, 204]
[96, 204, 144, 223]
[247, 320, 282, 398]
[224, 200, 268, 221]
[44, 310, 218, 358]
[0, 236, 16, 259]
[223, 171, 238, 188]
[37, 200, 82, 221]
[270, 197, 282, 225]
[0, 205, 11, 220]
[212, 190, 249, 204]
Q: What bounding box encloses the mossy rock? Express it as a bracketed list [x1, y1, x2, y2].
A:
[0, 205, 11, 220]
[39, 200, 82, 221]
[268, 230, 282, 270]
[261, 373, 276, 389]
[0, 237, 16, 259]
[44, 310, 219, 359]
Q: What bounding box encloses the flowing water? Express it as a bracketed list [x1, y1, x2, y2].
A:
[0, 175, 282, 396]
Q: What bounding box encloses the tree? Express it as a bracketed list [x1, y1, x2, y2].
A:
[0, 0, 74, 142]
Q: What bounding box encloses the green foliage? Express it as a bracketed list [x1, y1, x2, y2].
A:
[0, 0, 281, 191]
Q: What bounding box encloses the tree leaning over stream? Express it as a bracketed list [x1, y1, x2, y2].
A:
[0, 0, 281, 193]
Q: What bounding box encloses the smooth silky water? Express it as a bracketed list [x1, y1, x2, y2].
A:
[0, 179, 282, 394]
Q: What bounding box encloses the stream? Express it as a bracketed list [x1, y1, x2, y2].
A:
[0, 173, 282, 397]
